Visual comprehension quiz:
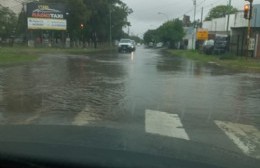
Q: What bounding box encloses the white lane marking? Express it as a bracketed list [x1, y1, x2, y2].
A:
[72, 107, 100, 126]
[215, 120, 260, 159]
[145, 109, 190, 140]
[15, 112, 41, 125]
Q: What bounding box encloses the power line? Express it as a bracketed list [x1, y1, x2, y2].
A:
[177, 0, 228, 20]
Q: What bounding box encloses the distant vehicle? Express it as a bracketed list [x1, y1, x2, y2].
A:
[118, 39, 135, 53]
[148, 42, 154, 48]
[202, 40, 214, 55]
[156, 42, 163, 48]
[131, 40, 136, 51]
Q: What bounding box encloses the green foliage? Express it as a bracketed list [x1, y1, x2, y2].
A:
[143, 29, 159, 44]
[16, 7, 27, 39]
[143, 19, 185, 48]
[0, 5, 17, 39]
[129, 35, 142, 43]
[0, 47, 38, 64]
[158, 19, 184, 48]
[168, 50, 260, 72]
[205, 5, 238, 21]
[37, 0, 132, 42]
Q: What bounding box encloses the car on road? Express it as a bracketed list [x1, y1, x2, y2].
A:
[146, 42, 154, 48]
[156, 42, 164, 48]
[118, 39, 135, 53]
[131, 40, 136, 51]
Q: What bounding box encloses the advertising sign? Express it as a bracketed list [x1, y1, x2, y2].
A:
[248, 38, 255, 51]
[28, 18, 67, 30]
[196, 28, 209, 40]
[27, 3, 66, 30]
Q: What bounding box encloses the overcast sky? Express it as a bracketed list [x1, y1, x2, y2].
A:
[122, 0, 260, 37]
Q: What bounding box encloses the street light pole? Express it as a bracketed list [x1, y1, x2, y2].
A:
[226, 0, 232, 35]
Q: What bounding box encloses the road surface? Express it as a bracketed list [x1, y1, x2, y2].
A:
[0, 46, 259, 167]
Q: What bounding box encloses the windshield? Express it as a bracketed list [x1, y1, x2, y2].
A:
[204, 40, 214, 45]
[0, 0, 260, 168]
[120, 39, 132, 43]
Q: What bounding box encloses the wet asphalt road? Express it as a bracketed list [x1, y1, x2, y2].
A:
[0, 46, 260, 167]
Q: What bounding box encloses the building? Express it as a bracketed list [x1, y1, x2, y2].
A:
[202, 4, 260, 58]
[183, 27, 195, 50]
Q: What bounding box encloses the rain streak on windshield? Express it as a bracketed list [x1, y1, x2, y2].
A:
[0, 0, 260, 168]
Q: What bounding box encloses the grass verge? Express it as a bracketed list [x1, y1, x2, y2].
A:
[0, 47, 39, 65]
[0, 47, 114, 65]
[167, 50, 260, 72]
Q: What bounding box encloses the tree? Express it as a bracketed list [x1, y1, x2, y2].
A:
[205, 5, 238, 21]
[129, 35, 142, 43]
[38, 0, 132, 43]
[158, 19, 184, 48]
[83, 0, 132, 42]
[0, 5, 17, 39]
[143, 19, 185, 49]
[39, 0, 90, 41]
[143, 29, 159, 44]
[16, 5, 27, 39]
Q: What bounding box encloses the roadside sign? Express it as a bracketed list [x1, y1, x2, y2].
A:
[27, 2, 66, 30]
[196, 29, 208, 40]
[248, 38, 255, 51]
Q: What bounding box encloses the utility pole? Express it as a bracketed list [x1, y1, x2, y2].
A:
[226, 0, 232, 35]
[192, 0, 196, 50]
[244, 0, 254, 57]
[193, 0, 196, 24]
[109, 2, 112, 47]
[201, 7, 204, 28]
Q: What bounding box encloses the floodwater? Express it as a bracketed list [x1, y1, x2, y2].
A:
[0, 47, 259, 128]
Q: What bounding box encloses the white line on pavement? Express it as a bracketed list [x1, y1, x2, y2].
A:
[215, 120, 260, 159]
[72, 106, 101, 126]
[145, 109, 190, 140]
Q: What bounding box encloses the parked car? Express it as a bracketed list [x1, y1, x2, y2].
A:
[118, 39, 135, 53]
[213, 35, 229, 55]
[202, 40, 214, 55]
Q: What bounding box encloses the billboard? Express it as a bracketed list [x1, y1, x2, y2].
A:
[196, 28, 209, 40]
[28, 18, 67, 30]
[27, 3, 67, 30]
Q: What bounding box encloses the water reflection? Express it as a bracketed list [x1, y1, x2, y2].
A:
[0, 53, 128, 125]
[0, 48, 259, 127]
[156, 53, 260, 126]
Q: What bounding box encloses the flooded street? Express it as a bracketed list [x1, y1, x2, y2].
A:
[0, 47, 260, 164]
[0, 47, 259, 126]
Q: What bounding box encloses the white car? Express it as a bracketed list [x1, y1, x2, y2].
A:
[118, 39, 135, 53]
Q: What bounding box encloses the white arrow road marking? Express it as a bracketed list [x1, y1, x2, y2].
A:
[215, 120, 260, 159]
[145, 109, 190, 140]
